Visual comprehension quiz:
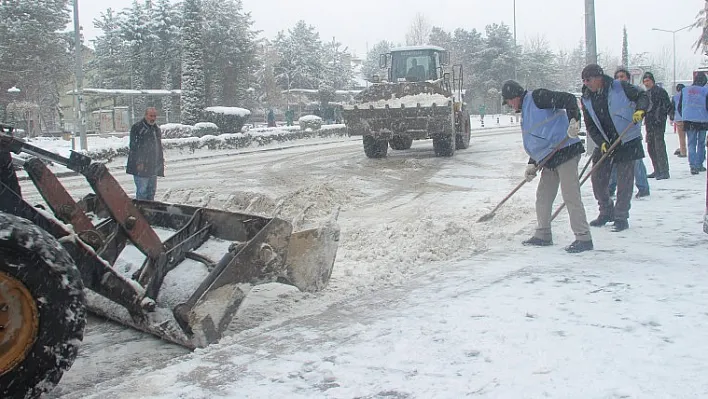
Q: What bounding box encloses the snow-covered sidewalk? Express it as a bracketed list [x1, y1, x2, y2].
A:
[60, 133, 708, 398]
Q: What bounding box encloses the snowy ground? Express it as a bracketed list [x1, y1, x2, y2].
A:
[23, 119, 708, 398]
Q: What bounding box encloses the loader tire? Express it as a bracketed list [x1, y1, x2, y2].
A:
[389, 136, 413, 151]
[433, 134, 455, 157]
[0, 212, 86, 399]
[455, 111, 471, 150]
[363, 135, 388, 158]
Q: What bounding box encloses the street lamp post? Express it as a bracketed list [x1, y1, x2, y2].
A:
[652, 24, 693, 94]
[513, 0, 517, 80]
[273, 67, 292, 110]
[73, 0, 87, 150]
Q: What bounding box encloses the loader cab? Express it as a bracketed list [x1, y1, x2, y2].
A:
[379, 46, 449, 83]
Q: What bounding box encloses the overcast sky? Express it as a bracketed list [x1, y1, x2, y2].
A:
[76, 0, 706, 80]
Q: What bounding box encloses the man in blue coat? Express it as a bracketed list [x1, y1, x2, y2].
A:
[580, 64, 648, 232]
[501, 80, 593, 253]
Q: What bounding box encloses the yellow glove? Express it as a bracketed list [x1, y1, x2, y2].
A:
[600, 142, 609, 154]
[632, 110, 645, 124]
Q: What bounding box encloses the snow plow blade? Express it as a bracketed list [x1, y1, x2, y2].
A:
[342, 102, 454, 138]
[93, 201, 340, 349]
[0, 133, 340, 350]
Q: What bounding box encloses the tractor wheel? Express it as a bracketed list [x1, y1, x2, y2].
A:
[433, 134, 455, 157]
[363, 135, 388, 158]
[455, 111, 471, 150]
[0, 212, 86, 399]
[389, 136, 413, 151]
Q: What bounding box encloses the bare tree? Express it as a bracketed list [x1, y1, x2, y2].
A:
[405, 13, 432, 46]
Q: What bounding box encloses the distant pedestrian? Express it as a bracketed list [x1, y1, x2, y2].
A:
[580, 64, 649, 232]
[267, 109, 276, 127]
[669, 83, 687, 158]
[642, 72, 672, 179]
[126, 107, 164, 201]
[501, 80, 593, 253]
[608, 68, 650, 198]
[285, 109, 295, 126]
[677, 72, 708, 175]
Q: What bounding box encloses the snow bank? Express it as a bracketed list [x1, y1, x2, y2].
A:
[298, 115, 322, 122]
[203, 106, 251, 117]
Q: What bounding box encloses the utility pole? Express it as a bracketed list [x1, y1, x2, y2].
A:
[584, 0, 597, 65]
[513, 0, 517, 80]
[73, 0, 87, 150]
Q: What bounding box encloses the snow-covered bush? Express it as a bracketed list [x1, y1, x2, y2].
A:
[299, 115, 322, 131]
[161, 123, 195, 139]
[193, 122, 220, 137]
[202, 106, 251, 133]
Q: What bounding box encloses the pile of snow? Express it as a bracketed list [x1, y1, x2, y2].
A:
[203, 106, 251, 117]
[160, 123, 194, 139]
[298, 115, 322, 122]
[298, 114, 323, 131]
[343, 93, 451, 109]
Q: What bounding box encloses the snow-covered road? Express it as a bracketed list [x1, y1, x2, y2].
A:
[34, 124, 708, 398]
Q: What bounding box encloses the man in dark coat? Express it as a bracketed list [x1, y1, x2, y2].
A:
[642, 72, 672, 179]
[580, 64, 649, 232]
[126, 107, 164, 201]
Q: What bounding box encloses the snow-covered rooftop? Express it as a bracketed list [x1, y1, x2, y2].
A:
[66, 88, 182, 96]
[390, 45, 446, 52]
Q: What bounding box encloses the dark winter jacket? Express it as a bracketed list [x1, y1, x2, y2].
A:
[581, 75, 649, 163]
[126, 119, 164, 177]
[645, 85, 671, 132]
[522, 88, 584, 169]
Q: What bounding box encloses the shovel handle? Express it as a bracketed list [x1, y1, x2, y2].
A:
[550, 122, 636, 221]
[478, 135, 572, 222]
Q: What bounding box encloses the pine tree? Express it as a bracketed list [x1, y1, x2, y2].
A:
[180, 0, 206, 124]
[274, 21, 324, 90]
[361, 40, 392, 83]
[0, 0, 73, 130]
[152, 0, 182, 119]
[321, 37, 353, 90]
[202, 0, 260, 106]
[622, 26, 629, 68]
[119, 1, 150, 118]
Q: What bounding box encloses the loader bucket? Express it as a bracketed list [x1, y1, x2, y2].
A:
[2, 134, 341, 350]
[342, 102, 454, 138]
[283, 209, 340, 292]
[76, 199, 341, 348]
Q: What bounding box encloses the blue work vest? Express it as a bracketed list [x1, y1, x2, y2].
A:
[581, 80, 642, 143]
[673, 93, 682, 122]
[681, 85, 708, 123]
[521, 91, 578, 163]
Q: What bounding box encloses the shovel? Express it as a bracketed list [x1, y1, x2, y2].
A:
[477, 134, 573, 223]
[550, 122, 637, 222]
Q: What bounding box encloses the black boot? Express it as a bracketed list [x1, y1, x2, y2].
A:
[590, 214, 613, 227]
[565, 240, 594, 253]
[522, 236, 553, 246]
[612, 219, 629, 232]
[647, 172, 656, 178]
[655, 172, 670, 180]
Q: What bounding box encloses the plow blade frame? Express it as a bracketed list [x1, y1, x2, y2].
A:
[343, 102, 454, 138]
[1, 132, 341, 349]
